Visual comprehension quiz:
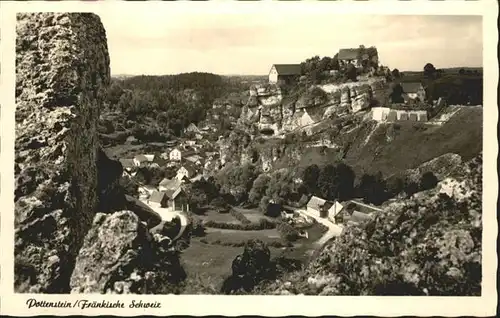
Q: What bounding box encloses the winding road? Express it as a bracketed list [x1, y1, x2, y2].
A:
[144, 204, 189, 240]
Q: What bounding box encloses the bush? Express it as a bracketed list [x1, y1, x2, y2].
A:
[276, 221, 300, 242]
[229, 208, 251, 225]
[419, 171, 439, 191]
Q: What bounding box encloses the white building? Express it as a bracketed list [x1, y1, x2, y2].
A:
[176, 164, 197, 180]
[169, 148, 182, 161]
[306, 196, 343, 219]
[268, 64, 302, 85]
[371, 107, 391, 121]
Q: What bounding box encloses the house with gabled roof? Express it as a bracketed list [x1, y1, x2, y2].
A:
[269, 64, 302, 85]
[119, 158, 135, 172]
[158, 177, 183, 193]
[185, 154, 204, 166]
[165, 187, 190, 212]
[401, 82, 426, 102]
[139, 185, 157, 197]
[306, 196, 338, 219]
[133, 154, 149, 167]
[176, 163, 198, 180]
[148, 190, 169, 209]
[184, 123, 201, 134]
[169, 148, 182, 161]
[338, 47, 379, 68]
[334, 199, 383, 226]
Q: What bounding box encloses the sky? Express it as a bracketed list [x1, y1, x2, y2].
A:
[100, 12, 482, 76]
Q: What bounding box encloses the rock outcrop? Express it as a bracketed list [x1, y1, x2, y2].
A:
[70, 211, 185, 294]
[263, 153, 482, 296]
[14, 12, 185, 295]
[15, 13, 111, 293]
[239, 78, 388, 136]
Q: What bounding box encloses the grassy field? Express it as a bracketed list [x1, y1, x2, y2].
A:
[202, 228, 282, 245]
[180, 239, 284, 293]
[231, 207, 276, 224]
[197, 209, 242, 225]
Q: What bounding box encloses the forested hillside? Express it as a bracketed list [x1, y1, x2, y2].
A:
[100, 72, 248, 145]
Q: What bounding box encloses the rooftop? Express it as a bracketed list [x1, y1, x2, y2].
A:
[307, 196, 333, 211]
[272, 64, 302, 76]
[401, 82, 424, 93]
[149, 190, 167, 203]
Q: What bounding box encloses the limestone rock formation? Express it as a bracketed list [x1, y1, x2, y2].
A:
[239, 78, 388, 135]
[70, 211, 186, 294]
[14, 13, 110, 293]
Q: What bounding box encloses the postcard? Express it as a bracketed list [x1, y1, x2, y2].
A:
[0, 0, 497, 316]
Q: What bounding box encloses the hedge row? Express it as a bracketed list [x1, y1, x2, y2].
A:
[229, 208, 251, 225]
[204, 218, 276, 231]
[199, 238, 290, 248]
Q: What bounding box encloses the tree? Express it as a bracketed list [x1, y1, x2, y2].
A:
[391, 68, 401, 79]
[221, 240, 273, 294]
[335, 163, 356, 201]
[390, 83, 405, 103]
[249, 174, 271, 204]
[185, 183, 208, 213]
[423, 63, 437, 78]
[346, 63, 357, 82]
[302, 164, 320, 194]
[419, 172, 438, 191]
[357, 172, 388, 205]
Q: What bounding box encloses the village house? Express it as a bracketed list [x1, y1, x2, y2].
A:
[333, 199, 383, 225]
[125, 135, 138, 145]
[401, 82, 426, 102]
[306, 196, 339, 218]
[169, 148, 182, 161]
[338, 48, 363, 68]
[133, 154, 148, 167]
[268, 64, 302, 85]
[144, 154, 155, 162]
[158, 177, 183, 193]
[138, 185, 157, 197]
[148, 190, 169, 209]
[119, 158, 135, 172]
[338, 47, 378, 69]
[185, 154, 204, 166]
[133, 154, 155, 167]
[164, 187, 190, 212]
[176, 163, 198, 180]
[184, 123, 201, 134]
[185, 140, 196, 147]
[195, 133, 203, 140]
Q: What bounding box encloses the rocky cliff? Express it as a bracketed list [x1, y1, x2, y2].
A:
[15, 13, 111, 293]
[239, 78, 388, 136]
[14, 13, 174, 294]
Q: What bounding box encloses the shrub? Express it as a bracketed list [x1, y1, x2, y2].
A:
[419, 171, 439, 191]
[276, 221, 300, 242]
[229, 208, 251, 225]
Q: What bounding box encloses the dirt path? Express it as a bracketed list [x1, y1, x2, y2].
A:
[143, 203, 189, 240]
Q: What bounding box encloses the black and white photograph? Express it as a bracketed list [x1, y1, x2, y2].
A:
[0, 0, 497, 316]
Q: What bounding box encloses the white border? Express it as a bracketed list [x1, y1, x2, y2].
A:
[0, 0, 497, 316]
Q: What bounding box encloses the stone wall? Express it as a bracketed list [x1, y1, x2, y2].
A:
[14, 13, 110, 293]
